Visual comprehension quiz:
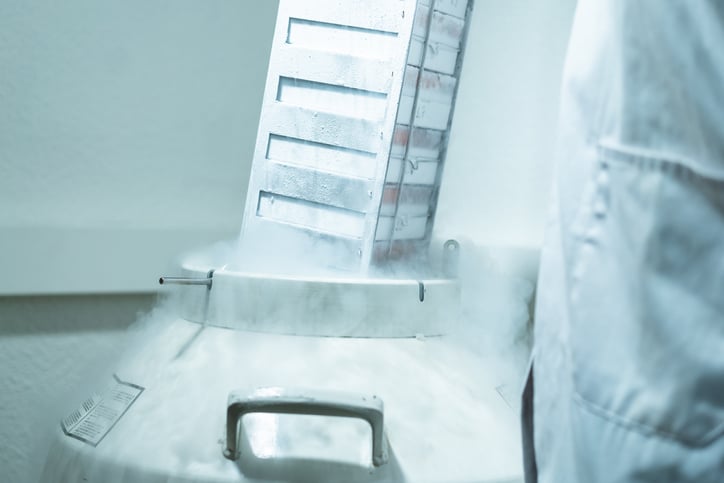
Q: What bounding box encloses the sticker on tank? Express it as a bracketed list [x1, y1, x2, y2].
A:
[60, 374, 144, 447]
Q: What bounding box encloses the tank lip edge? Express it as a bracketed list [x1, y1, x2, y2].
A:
[180, 321, 450, 339]
[180, 261, 459, 286]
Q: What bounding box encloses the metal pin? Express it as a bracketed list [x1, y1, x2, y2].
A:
[158, 277, 212, 287]
[442, 239, 460, 278]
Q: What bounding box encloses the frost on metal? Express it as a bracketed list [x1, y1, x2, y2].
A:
[241, 0, 472, 271]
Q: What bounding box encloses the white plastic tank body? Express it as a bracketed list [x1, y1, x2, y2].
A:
[40, 261, 525, 483]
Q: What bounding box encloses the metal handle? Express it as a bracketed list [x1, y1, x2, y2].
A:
[223, 387, 388, 467]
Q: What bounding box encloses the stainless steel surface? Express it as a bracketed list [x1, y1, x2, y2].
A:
[378, 3, 436, 259]
[241, 0, 473, 271]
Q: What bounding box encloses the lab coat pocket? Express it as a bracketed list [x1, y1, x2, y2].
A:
[567, 144, 724, 446]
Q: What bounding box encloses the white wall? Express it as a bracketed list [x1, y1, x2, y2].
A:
[0, 1, 576, 481]
[0, 0, 577, 294]
[0, 2, 279, 481]
[0, 294, 156, 483]
[0, 0, 279, 294]
[434, 0, 577, 249]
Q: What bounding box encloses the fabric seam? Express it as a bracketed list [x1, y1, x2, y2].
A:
[572, 391, 724, 446]
[598, 142, 724, 181]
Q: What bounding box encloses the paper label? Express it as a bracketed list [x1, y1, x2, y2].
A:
[61, 374, 144, 446]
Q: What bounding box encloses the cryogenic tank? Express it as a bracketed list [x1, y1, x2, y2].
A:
[42, 248, 525, 483]
[41, 1, 527, 481]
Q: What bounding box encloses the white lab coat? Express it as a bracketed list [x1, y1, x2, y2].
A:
[524, 1, 724, 482]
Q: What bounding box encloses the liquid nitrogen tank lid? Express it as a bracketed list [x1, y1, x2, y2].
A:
[165, 240, 461, 338]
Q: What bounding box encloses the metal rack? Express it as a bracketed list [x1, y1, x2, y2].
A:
[240, 0, 473, 271]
